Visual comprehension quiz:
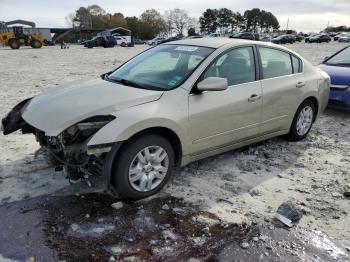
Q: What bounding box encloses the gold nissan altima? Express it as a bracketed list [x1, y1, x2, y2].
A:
[1, 38, 330, 200]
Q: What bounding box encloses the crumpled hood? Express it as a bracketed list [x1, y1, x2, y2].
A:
[22, 78, 163, 136]
[319, 64, 350, 86]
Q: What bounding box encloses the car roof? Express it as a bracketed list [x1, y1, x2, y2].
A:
[164, 37, 260, 48]
[162, 37, 304, 58]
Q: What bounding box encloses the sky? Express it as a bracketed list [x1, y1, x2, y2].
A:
[0, 0, 350, 32]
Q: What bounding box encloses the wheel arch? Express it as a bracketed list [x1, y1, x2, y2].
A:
[303, 96, 319, 122]
[119, 127, 183, 166]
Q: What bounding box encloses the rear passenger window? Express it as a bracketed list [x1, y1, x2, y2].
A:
[259, 48, 293, 79]
[292, 55, 301, 73]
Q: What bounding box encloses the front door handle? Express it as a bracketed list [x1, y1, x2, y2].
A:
[248, 94, 262, 102]
[296, 81, 306, 88]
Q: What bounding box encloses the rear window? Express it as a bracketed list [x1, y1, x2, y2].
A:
[292, 55, 302, 73]
[259, 47, 302, 78]
[259, 47, 293, 79]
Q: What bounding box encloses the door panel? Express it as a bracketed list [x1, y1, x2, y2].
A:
[258, 47, 304, 134]
[188, 82, 262, 155]
[260, 75, 303, 134]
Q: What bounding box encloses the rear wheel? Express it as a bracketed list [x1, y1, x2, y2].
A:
[8, 38, 20, 49]
[288, 100, 316, 141]
[121, 42, 127, 47]
[111, 134, 175, 200]
[30, 39, 42, 48]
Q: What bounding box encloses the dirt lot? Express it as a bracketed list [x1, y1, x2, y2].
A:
[0, 42, 350, 261]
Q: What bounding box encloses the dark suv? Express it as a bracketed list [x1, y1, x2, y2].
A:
[230, 32, 259, 41]
[308, 34, 331, 43]
[84, 36, 116, 48]
[271, 35, 295, 44]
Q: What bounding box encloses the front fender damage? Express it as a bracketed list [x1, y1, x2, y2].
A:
[1, 100, 121, 196]
[1, 98, 34, 135]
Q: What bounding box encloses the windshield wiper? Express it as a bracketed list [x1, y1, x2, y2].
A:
[109, 77, 146, 89]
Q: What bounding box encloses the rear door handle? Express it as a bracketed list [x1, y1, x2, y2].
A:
[296, 81, 306, 88]
[248, 94, 262, 102]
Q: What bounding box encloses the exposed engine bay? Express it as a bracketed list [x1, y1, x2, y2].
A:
[1, 98, 117, 187]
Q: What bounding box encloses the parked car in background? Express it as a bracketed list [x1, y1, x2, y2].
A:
[160, 36, 182, 44]
[84, 36, 116, 48]
[185, 36, 203, 39]
[305, 34, 317, 43]
[148, 37, 165, 46]
[1, 38, 330, 200]
[295, 35, 304, 42]
[230, 32, 259, 41]
[328, 32, 338, 37]
[334, 33, 348, 41]
[308, 34, 331, 43]
[112, 35, 128, 47]
[259, 34, 272, 42]
[134, 39, 146, 44]
[209, 33, 221, 37]
[271, 35, 295, 44]
[338, 34, 350, 43]
[319, 45, 350, 108]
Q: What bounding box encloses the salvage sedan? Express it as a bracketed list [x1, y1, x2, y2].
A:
[1, 38, 330, 200]
[319, 45, 350, 108]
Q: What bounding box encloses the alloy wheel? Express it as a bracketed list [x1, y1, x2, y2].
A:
[128, 146, 169, 192]
[296, 106, 313, 136]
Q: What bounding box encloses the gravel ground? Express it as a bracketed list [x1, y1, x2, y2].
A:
[0, 42, 349, 260]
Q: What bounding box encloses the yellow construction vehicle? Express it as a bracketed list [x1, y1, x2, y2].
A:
[0, 26, 43, 49]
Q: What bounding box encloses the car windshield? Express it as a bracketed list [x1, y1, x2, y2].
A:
[326, 46, 350, 66]
[107, 45, 214, 91]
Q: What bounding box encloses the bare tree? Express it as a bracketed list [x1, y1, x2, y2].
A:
[164, 10, 174, 36]
[164, 8, 192, 36]
[65, 13, 76, 28]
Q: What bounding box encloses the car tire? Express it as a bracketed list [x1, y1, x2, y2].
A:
[287, 100, 316, 141]
[111, 134, 175, 200]
[121, 42, 127, 47]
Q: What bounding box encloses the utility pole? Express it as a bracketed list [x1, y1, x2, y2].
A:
[286, 18, 289, 31]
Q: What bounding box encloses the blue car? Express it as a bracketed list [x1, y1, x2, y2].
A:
[319, 45, 350, 108]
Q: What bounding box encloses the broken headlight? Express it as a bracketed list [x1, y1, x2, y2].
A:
[62, 115, 116, 147]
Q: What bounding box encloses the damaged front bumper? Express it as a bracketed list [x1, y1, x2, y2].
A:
[1, 99, 121, 196]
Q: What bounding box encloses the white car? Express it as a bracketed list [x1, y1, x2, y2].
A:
[338, 35, 350, 43]
[148, 37, 165, 46]
[113, 35, 128, 47]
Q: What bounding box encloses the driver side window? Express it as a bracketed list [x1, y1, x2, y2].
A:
[203, 47, 256, 86]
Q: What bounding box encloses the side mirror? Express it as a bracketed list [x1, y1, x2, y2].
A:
[197, 77, 228, 92]
[323, 56, 329, 62]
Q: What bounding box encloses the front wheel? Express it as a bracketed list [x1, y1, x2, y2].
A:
[288, 100, 316, 141]
[111, 134, 175, 200]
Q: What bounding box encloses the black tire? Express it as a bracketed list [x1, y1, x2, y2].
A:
[8, 38, 20, 49]
[30, 39, 42, 48]
[111, 134, 175, 200]
[121, 42, 127, 47]
[287, 100, 316, 141]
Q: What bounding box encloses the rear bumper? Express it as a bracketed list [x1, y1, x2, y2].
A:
[329, 89, 350, 108]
